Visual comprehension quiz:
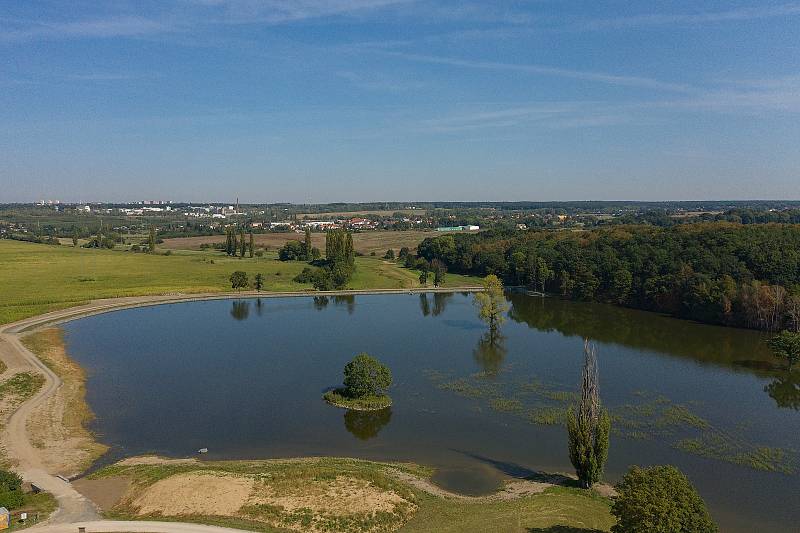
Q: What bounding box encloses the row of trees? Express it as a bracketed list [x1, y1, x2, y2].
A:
[292, 229, 357, 290]
[224, 227, 255, 258]
[419, 223, 800, 331]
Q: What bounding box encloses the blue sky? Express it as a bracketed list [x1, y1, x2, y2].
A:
[1, 1, 799, 203]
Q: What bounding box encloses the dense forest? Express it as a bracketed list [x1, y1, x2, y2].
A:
[417, 223, 800, 331]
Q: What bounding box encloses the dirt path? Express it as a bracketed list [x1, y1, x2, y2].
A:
[0, 288, 482, 532]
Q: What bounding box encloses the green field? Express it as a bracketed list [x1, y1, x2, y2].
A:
[0, 241, 480, 324]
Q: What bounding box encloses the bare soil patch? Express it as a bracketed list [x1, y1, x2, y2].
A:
[73, 476, 132, 511]
[132, 471, 254, 516]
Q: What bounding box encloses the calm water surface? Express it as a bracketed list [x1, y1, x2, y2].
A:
[62, 293, 800, 532]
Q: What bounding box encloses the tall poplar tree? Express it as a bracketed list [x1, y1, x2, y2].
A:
[304, 228, 312, 261]
[567, 340, 611, 488]
[249, 231, 254, 258]
[239, 228, 246, 257]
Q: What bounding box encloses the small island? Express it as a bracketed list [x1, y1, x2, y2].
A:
[324, 352, 393, 411]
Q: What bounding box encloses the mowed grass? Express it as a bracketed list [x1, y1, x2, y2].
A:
[0, 241, 480, 324]
[403, 487, 613, 533]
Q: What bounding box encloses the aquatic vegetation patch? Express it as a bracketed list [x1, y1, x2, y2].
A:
[425, 369, 799, 475]
[676, 433, 797, 475]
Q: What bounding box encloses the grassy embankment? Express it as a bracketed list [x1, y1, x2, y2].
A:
[89, 457, 614, 533]
[0, 240, 479, 325]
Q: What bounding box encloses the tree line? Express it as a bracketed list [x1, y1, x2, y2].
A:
[417, 222, 800, 331]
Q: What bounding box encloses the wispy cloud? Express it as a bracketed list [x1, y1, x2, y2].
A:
[336, 70, 428, 92]
[578, 3, 800, 30]
[385, 52, 695, 93]
[0, 16, 169, 43]
[189, 0, 414, 24]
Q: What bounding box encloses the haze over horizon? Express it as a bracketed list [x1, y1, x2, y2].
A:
[2, 1, 799, 203]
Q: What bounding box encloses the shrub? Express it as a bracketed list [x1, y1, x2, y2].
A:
[230, 271, 249, 290]
[611, 465, 717, 533]
[343, 353, 392, 398]
[0, 470, 23, 510]
[278, 240, 305, 261]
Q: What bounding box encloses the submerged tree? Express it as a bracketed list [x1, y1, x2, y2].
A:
[767, 330, 800, 369]
[567, 339, 611, 488]
[474, 274, 509, 338]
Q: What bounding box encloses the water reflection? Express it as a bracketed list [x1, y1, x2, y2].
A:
[473, 332, 507, 375]
[255, 298, 264, 317]
[432, 293, 452, 316]
[230, 300, 250, 321]
[765, 372, 800, 410]
[419, 294, 430, 316]
[418, 292, 453, 317]
[506, 292, 772, 367]
[343, 407, 392, 440]
[313, 296, 329, 310]
[332, 295, 355, 314]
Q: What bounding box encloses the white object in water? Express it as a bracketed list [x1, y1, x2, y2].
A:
[198, 448, 208, 454]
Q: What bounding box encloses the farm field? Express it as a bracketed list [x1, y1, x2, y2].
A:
[160, 230, 439, 255]
[0, 240, 480, 325]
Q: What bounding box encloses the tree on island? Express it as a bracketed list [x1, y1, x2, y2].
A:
[567, 339, 611, 488]
[767, 330, 800, 369]
[474, 274, 508, 338]
[325, 353, 393, 410]
[611, 465, 718, 533]
[344, 353, 392, 398]
[230, 271, 248, 290]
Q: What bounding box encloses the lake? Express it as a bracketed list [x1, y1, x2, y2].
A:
[62, 292, 800, 532]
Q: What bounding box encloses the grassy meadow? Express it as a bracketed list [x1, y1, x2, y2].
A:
[0, 240, 480, 324]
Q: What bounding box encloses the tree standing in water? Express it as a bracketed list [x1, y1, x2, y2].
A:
[567, 339, 611, 488]
[474, 274, 508, 339]
[767, 330, 800, 369]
